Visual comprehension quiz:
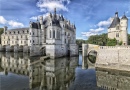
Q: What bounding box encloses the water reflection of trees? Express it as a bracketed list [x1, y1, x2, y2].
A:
[0, 52, 78, 90]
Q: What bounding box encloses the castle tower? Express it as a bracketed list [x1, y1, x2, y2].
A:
[3, 26, 7, 33]
[108, 12, 128, 45]
[120, 13, 128, 45]
[40, 16, 46, 44]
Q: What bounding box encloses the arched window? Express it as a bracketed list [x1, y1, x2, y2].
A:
[50, 30, 51, 38]
[59, 31, 60, 39]
[57, 31, 58, 39]
[53, 30, 55, 38]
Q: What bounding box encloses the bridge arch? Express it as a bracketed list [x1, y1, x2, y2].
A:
[82, 44, 99, 57]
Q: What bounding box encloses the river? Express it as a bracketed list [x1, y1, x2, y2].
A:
[0, 52, 129, 90]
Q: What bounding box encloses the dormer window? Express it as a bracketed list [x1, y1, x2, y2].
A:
[116, 26, 119, 30]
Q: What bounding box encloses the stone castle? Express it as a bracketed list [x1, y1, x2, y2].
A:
[108, 12, 128, 45]
[1, 8, 78, 58]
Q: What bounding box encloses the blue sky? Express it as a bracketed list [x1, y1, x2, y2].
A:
[0, 0, 130, 39]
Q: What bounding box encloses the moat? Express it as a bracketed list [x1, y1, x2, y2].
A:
[0, 52, 130, 90]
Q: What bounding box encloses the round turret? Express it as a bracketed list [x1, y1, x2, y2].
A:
[120, 14, 128, 27]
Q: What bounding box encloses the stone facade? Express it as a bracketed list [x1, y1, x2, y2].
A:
[96, 46, 130, 71]
[108, 12, 128, 45]
[1, 8, 78, 58]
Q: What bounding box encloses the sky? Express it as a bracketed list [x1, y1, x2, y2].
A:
[0, 0, 130, 40]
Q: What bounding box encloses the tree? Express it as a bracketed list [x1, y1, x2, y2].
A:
[87, 33, 108, 46]
[107, 38, 117, 46]
[76, 39, 86, 48]
[0, 28, 4, 44]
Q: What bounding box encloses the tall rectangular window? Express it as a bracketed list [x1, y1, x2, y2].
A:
[53, 30, 55, 38]
[65, 39, 66, 44]
[50, 30, 51, 38]
[116, 33, 119, 37]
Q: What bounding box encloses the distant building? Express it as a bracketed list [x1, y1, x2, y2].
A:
[108, 12, 128, 45]
[1, 8, 78, 58]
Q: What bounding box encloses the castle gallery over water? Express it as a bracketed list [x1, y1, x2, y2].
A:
[0, 8, 79, 58]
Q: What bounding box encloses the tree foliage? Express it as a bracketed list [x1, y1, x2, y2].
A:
[76, 39, 86, 48]
[107, 38, 117, 46]
[86, 33, 108, 46]
[0, 28, 4, 44]
[76, 33, 130, 47]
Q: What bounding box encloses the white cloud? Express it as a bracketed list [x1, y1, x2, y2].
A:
[82, 27, 105, 37]
[8, 20, 24, 28]
[30, 13, 49, 20]
[36, 0, 71, 12]
[81, 17, 112, 38]
[0, 16, 7, 24]
[97, 18, 111, 27]
[126, 1, 130, 14]
[90, 27, 105, 33]
[82, 32, 97, 37]
[30, 16, 38, 20]
[0, 16, 24, 28]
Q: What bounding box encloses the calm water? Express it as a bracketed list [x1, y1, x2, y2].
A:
[0, 52, 129, 90]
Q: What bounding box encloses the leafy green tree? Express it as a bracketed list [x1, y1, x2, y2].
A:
[87, 33, 108, 46]
[118, 41, 122, 45]
[76, 39, 86, 48]
[0, 28, 4, 44]
[107, 38, 117, 46]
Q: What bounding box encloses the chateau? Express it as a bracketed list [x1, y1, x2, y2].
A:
[1, 8, 78, 58]
[108, 12, 128, 45]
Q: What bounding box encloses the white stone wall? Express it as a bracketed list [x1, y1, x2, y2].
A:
[96, 46, 130, 71]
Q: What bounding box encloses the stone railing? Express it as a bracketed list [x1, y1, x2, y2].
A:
[99, 46, 130, 49]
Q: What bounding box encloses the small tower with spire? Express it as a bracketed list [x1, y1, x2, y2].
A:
[120, 12, 128, 45]
[54, 7, 57, 18]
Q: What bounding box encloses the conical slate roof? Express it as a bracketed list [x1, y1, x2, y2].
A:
[121, 15, 128, 20]
[109, 16, 120, 28]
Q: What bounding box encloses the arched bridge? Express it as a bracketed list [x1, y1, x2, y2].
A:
[82, 44, 99, 56]
[82, 44, 130, 71]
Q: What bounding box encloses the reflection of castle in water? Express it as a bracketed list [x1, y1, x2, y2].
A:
[0, 52, 78, 90]
[96, 68, 130, 90]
